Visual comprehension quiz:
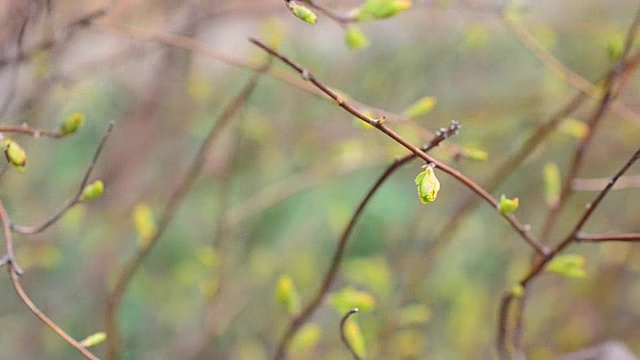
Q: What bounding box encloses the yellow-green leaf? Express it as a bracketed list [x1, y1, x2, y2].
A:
[80, 180, 104, 201]
[290, 323, 322, 352]
[543, 162, 560, 207]
[344, 320, 366, 357]
[60, 112, 85, 135]
[3, 138, 26, 172]
[289, 3, 317, 24]
[345, 27, 369, 50]
[80, 332, 106, 348]
[462, 148, 489, 162]
[415, 165, 440, 204]
[329, 287, 376, 314]
[510, 284, 525, 298]
[498, 194, 519, 214]
[559, 118, 589, 140]
[133, 203, 157, 247]
[403, 96, 436, 119]
[274, 275, 301, 315]
[607, 35, 624, 61]
[398, 304, 431, 326]
[356, 0, 412, 20]
[546, 254, 587, 279]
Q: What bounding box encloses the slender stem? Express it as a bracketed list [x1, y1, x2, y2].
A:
[0, 125, 64, 138]
[340, 308, 361, 360]
[577, 233, 640, 243]
[105, 65, 268, 360]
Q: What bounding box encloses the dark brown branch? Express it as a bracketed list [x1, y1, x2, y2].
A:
[11, 121, 115, 235]
[273, 122, 460, 359]
[340, 308, 362, 360]
[250, 38, 549, 256]
[105, 64, 269, 360]
[577, 233, 640, 243]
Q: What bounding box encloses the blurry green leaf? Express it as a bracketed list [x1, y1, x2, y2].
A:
[344, 320, 366, 357]
[196, 246, 220, 268]
[60, 112, 85, 135]
[543, 162, 561, 207]
[260, 17, 287, 48]
[133, 203, 157, 248]
[80, 180, 104, 201]
[398, 304, 431, 326]
[345, 27, 370, 50]
[462, 148, 489, 162]
[559, 118, 589, 140]
[2, 138, 26, 172]
[80, 332, 106, 348]
[344, 256, 392, 297]
[289, 3, 317, 24]
[607, 35, 624, 61]
[403, 96, 436, 119]
[329, 287, 375, 314]
[510, 284, 525, 298]
[290, 323, 321, 352]
[274, 275, 301, 315]
[546, 254, 587, 278]
[498, 194, 519, 214]
[532, 25, 558, 50]
[356, 0, 412, 20]
[353, 109, 376, 130]
[415, 165, 440, 204]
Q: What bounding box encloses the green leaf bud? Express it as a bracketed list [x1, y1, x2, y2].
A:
[498, 194, 519, 214]
[345, 27, 369, 50]
[3, 138, 26, 172]
[289, 3, 317, 24]
[81, 180, 104, 201]
[60, 112, 85, 135]
[415, 165, 440, 204]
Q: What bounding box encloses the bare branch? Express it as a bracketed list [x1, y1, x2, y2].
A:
[340, 308, 362, 360]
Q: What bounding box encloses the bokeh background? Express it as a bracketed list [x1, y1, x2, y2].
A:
[1, 0, 639, 359]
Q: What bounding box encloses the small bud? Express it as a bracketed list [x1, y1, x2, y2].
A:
[403, 96, 436, 119]
[356, 0, 412, 21]
[510, 284, 525, 298]
[345, 27, 369, 50]
[60, 112, 85, 135]
[3, 138, 26, 172]
[80, 332, 106, 348]
[463, 148, 489, 162]
[289, 3, 317, 24]
[81, 180, 104, 201]
[546, 254, 587, 279]
[415, 164, 440, 204]
[498, 194, 519, 214]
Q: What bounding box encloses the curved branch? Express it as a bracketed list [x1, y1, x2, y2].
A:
[340, 308, 362, 360]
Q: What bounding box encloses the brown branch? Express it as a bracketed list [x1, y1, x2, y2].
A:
[577, 233, 640, 243]
[340, 308, 362, 360]
[250, 38, 550, 256]
[273, 122, 460, 359]
[105, 64, 268, 360]
[0, 124, 71, 138]
[10, 122, 115, 235]
[0, 200, 100, 360]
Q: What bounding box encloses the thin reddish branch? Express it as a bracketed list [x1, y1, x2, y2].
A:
[577, 233, 640, 243]
[0, 124, 66, 138]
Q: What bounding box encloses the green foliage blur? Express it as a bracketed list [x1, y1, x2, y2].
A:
[1, 1, 639, 359]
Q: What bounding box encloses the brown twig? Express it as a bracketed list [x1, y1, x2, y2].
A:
[105, 63, 269, 360]
[250, 38, 550, 256]
[576, 233, 640, 243]
[0, 199, 100, 360]
[340, 308, 362, 360]
[273, 122, 460, 359]
[10, 121, 115, 235]
[0, 124, 70, 138]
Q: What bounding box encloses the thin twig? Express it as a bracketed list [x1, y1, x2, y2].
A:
[105, 64, 269, 360]
[572, 174, 640, 191]
[0, 124, 73, 138]
[250, 38, 550, 257]
[11, 121, 115, 235]
[340, 308, 362, 360]
[0, 199, 100, 360]
[577, 233, 640, 243]
[273, 122, 460, 359]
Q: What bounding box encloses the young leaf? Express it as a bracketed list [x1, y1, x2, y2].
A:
[546, 254, 587, 278]
[398, 304, 431, 326]
[403, 96, 436, 119]
[60, 112, 85, 135]
[80, 180, 104, 201]
[133, 203, 157, 248]
[274, 275, 301, 315]
[415, 165, 440, 204]
[498, 194, 519, 214]
[290, 323, 322, 352]
[329, 287, 376, 315]
[510, 284, 525, 298]
[462, 148, 489, 162]
[344, 320, 366, 357]
[289, 3, 317, 24]
[559, 118, 589, 140]
[80, 332, 106, 348]
[2, 138, 26, 172]
[356, 0, 412, 20]
[543, 162, 560, 207]
[345, 27, 369, 50]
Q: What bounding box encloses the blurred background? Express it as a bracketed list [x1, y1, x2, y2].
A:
[0, 0, 639, 359]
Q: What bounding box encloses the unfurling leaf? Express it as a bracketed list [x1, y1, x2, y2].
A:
[345, 27, 369, 50]
[543, 162, 561, 207]
[462, 148, 489, 162]
[344, 319, 366, 357]
[290, 323, 321, 352]
[80, 332, 106, 348]
[356, 0, 412, 20]
[415, 165, 440, 204]
[498, 194, 519, 214]
[289, 3, 317, 24]
[510, 284, 525, 298]
[329, 287, 376, 314]
[546, 254, 587, 278]
[80, 180, 104, 201]
[133, 203, 157, 247]
[2, 138, 26, 172]
[403, 96, 436, 119]
[60, 112, 85, 135]
[274, 275, 301, 315]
